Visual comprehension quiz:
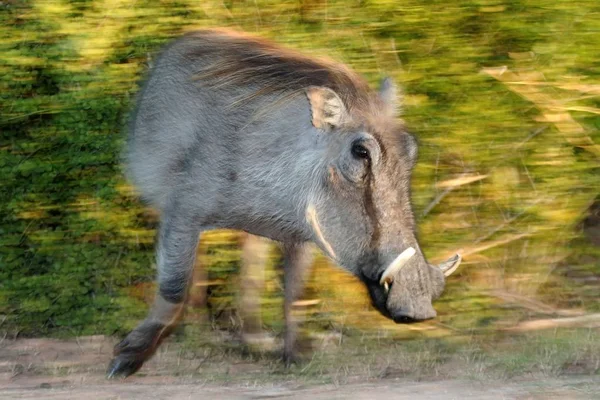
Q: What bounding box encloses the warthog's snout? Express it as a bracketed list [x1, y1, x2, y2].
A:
[365, 249, 462, 324]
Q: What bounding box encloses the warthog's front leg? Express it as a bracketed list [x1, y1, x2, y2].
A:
[107, 205, 202, 378]
[283, 242, 313, 366]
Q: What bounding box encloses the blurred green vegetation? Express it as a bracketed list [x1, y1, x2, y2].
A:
[1, 0, 598, 338]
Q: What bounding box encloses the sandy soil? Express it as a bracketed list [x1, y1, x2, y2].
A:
[3, 378, 599, 400]
[0, 335, 598, 399]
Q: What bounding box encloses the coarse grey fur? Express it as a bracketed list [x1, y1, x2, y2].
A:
[107, 28, 459, 378]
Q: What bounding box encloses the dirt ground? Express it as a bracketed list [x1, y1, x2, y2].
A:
[1, 335, 598, 399]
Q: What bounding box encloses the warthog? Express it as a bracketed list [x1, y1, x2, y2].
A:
[108, 28, 461, 378]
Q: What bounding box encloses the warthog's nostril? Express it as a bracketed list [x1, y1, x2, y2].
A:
[395, 315, 417, 324]
[392, 312, 419, 324]
[392, 309, 436, 324]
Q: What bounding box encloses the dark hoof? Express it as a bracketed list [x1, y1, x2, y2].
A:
[106, 356, 144, 379]
[282, 352, 300, 368]
[107, 322, 165, 379]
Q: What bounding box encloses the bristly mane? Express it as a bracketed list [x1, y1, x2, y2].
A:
[183, 29, 373, 111]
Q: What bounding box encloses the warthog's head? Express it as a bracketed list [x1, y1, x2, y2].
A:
[304, 78, 461, 323]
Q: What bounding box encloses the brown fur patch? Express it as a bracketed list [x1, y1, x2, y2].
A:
[184, 29, 372, 113]
[327, 165, 339, 185]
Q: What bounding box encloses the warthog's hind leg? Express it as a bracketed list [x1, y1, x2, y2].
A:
[107, 204, 202, 378]
[239, 234, 273, 348]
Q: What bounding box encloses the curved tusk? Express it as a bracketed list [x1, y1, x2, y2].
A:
[438, 254, 462, 277]
[306, 204, 337, 260]
[379, 247, 416, 286]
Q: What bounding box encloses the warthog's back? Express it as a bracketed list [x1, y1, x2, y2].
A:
[126, 29, 372, 215]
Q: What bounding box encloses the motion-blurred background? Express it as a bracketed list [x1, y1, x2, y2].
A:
[1, 0, 599, 375]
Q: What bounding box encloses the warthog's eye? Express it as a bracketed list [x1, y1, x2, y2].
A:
[351, 141, 370, 161]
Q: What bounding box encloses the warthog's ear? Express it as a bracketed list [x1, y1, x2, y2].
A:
[379, 77, 401, 117]
[306, 87, 348, 131]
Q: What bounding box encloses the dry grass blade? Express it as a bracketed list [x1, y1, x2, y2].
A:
[463, 232, 532, 256]
[436, 174, 488, 189]
[506, 314, 600, 332]
[422, 172, 469, 217]
[292, 300, 321, 307]
[486, 289, 585, 317]
[556, 106, 600, 115]
[194, 280, 226, 287]
[434, 232, 532, 264]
